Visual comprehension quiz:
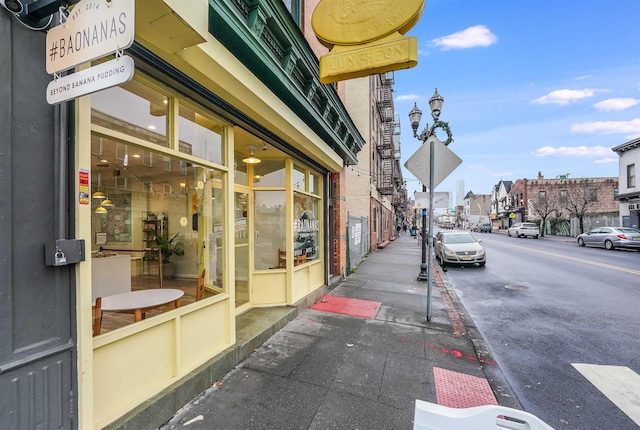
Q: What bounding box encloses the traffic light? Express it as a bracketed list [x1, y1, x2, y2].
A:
[445, 209, 449, 214]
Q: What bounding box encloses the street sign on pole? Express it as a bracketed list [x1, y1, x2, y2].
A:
[404, 136, 462, 189]
[405, 134, 462, 322]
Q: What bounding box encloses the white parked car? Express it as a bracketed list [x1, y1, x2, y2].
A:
[508, 222, 539, 239]
[434, 231, 486, 267]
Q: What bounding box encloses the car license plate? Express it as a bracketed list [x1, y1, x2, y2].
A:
[462, 256, 472, 261]
[633, 236, 640, 240]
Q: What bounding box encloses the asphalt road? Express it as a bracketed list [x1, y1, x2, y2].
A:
[442, 231, 640, 430]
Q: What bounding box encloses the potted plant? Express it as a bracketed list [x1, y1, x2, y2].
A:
[152, 229, 184, 278]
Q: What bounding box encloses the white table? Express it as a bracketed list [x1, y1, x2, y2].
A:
[101, 289, 184, 322]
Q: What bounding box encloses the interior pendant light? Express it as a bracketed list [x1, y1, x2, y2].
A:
[101, 186, 115, 208]
[242, 145, 261, 164]
[92, 191, 106, 199]
[95, 206, 108, 214]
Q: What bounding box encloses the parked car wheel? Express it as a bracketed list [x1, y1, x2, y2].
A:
[605, 239, 614, 250]
[507, 231, 512, 237]
[578, 237, 585, 246]
[534, 235, 539, 239]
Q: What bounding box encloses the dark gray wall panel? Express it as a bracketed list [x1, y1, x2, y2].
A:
[0, 352, 73, 429]
[0, 12, 76, 430]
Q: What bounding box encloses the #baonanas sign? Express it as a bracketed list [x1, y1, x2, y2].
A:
[312, 0, 424, 84]
[45, 0, 134, 74]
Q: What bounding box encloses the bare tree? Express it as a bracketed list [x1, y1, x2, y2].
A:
[562, 179, 597, 234]
[528, 189, 560, 237]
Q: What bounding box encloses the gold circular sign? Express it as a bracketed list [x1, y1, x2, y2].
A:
[312, 0, 424, 47]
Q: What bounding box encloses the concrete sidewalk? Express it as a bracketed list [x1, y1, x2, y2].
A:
[159, 234, 520, 430]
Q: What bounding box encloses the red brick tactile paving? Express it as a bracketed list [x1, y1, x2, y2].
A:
[434, 367, 498, 408]
[432, 268, 466, 336]
[310, 295, 382, 319]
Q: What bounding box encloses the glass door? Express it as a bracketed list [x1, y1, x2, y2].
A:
[234, 188, 250, 308]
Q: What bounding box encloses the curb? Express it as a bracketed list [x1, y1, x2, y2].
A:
[433, 263, 524, 410]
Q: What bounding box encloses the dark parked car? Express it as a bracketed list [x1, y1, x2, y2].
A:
[577, 227, 640, 250]
[479, 222, 492, 233]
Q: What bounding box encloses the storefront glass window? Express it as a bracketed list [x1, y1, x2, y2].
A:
[89, 138, 225, 334]
[293, 165, 306, 191]
[293, 192, 319, 261]
[253, 160, 286, 187]
[178, 103, 224, 165]
[254, 191, 286, 270]
[233, 152, 248, 185]
[92, 81, 169, 147]
[211, 182, 224, 288]
[309, 172, 320, 195]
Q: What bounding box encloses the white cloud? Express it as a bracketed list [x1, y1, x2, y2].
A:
[531, 88, 607, 105]
[575, 75, 591, 80]
[395, 94, 420, 102]
[431, 25, 497, 50]
[593, 98, 640, 112]
[595, 157, 618, 164]
[531, 146, 613, 157]
[571, 118, 640, 135]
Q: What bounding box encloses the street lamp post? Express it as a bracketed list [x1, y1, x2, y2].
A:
[408, 89, 450, 322]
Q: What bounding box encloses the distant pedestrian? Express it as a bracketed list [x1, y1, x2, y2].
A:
[402, 224, 407, 234]
[396, 225, 401, 235]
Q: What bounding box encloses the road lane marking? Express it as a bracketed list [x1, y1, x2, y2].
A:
[572, 363, 640, 426]
[482, 238, 640, 275]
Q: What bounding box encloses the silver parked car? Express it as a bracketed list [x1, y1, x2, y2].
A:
[507, 222, 539, 239]
[576, 227, 640, 250]
[435, 231, 486, 267]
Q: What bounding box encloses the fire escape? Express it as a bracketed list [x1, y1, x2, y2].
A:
[392, 131, 406, 215]
[376, 72, 400, 196]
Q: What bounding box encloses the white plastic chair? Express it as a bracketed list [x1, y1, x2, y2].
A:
[414, 400, 556, 430]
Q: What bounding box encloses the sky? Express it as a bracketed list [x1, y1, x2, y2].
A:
[392, 0, 640, 204]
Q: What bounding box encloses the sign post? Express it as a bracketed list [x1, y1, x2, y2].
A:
[405, 135, 461, 321]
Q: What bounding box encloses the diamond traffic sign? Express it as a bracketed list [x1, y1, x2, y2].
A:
[404, 136, 462, 189]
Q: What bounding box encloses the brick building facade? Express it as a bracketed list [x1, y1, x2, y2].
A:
[509, 172, 619, 235]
